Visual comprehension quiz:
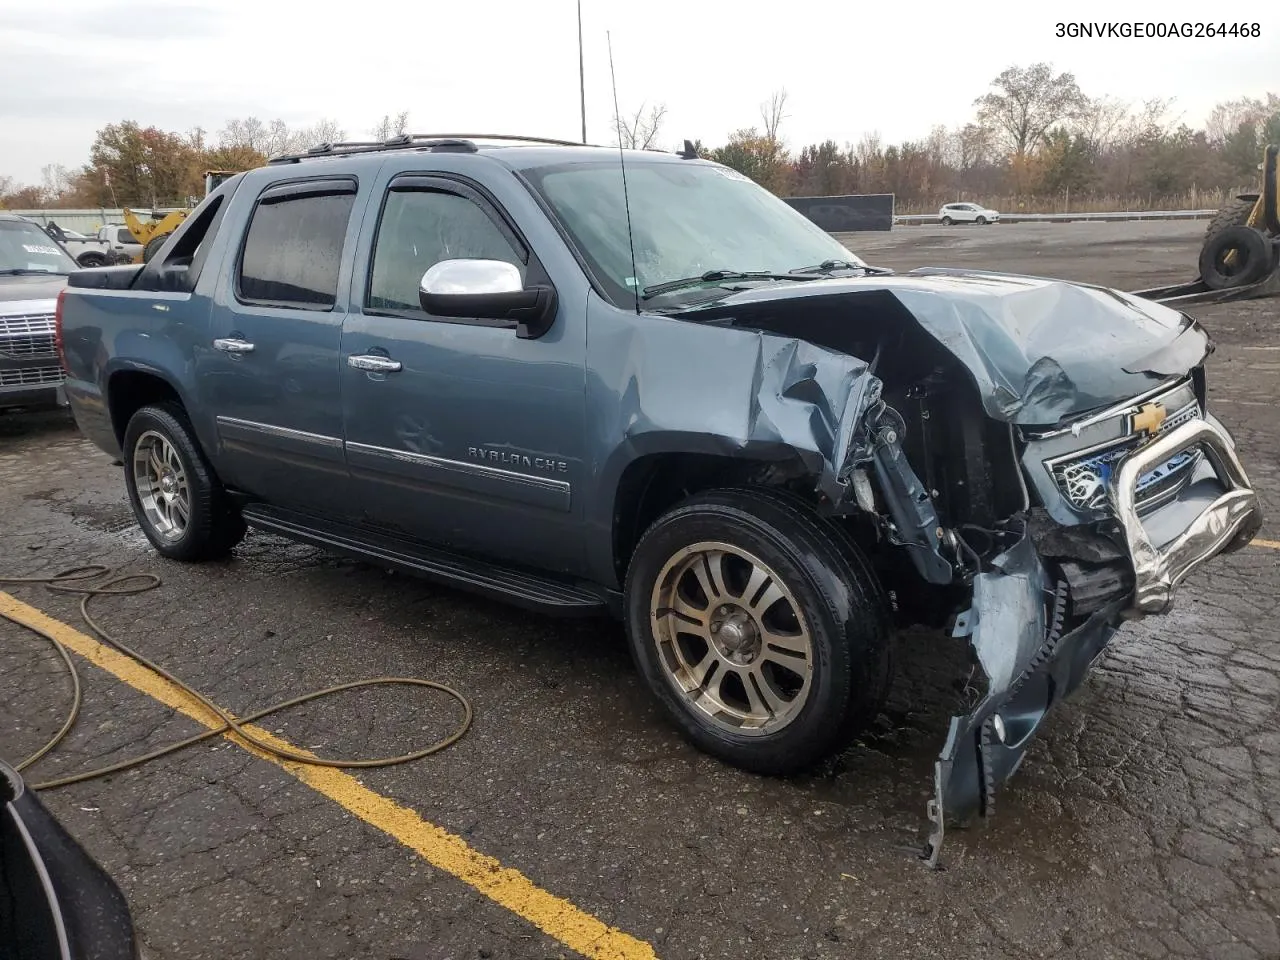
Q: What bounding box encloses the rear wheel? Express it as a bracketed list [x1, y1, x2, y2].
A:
[123, 402, 246, 561]
[941, 216, 953, 226]
[624, 486, 893, 776]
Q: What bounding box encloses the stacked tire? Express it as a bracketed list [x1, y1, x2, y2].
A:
[1198, 196, 1273, 290]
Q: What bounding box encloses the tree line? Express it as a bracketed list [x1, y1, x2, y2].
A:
[0, 113, 410, 210]
[622, 65, 1279, 213]
[3, 64, 1278, 214]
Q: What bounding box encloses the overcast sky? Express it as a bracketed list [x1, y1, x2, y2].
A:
[1, 0, 1277, 185]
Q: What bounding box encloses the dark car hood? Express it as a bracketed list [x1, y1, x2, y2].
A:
[680, 267, 1210, 426]
[0, 273, 70, 304]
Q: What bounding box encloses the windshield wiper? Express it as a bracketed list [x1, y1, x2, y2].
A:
[641, 269, 813, 300]
[0, 268, 63, 276]
[788, 259, 870, 275]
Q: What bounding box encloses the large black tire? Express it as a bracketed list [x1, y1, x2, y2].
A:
[76, 252, 107, 268]
[122, 402, 246, 561]
[941, 216, 953, 226]
[624, 485, 894, 776]
[142, 232, 171, 264]
[1203, 196, 1257, 245]
[1198, 225, 1273, 290]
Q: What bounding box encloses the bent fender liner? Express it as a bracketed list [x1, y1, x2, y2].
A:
[922, 531, 1127, 868]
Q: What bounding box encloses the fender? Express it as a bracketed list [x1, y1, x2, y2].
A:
[102, 353, 214, 455]
[582, 321, 884, 587]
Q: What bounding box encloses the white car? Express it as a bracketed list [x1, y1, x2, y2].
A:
[939, 202, 1000, 225]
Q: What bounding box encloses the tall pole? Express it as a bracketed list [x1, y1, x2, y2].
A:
[577, 0, 587, 143]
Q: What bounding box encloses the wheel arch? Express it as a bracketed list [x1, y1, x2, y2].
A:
[592, 433, 833, 590]
[104, 362, 204, 451]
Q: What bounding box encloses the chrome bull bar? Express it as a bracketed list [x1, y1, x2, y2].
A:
[1108, 417, 1261, 615]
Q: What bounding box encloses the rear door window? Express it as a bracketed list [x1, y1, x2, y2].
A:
[238, 181, 357, 308]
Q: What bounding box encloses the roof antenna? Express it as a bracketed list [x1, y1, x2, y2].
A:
[607, 31, 641, 315]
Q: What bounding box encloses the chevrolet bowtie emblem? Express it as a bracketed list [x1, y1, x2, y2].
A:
[1132, 402, 1167, 435]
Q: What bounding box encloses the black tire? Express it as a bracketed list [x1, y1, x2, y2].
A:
[975, 215, 987, 225]
[1198, 224, 1273, 290]
[624, 485, 894, 776]
[77, 253, 106, 268]
[941, 216, 953, 226]
[122, 402, 246, 561]
[1203, 196, 1257, 245]
[142, 232, 171, 264]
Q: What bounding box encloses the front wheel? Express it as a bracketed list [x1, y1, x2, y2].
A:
[975, 215, 987, 225]
[123, 402, 246, 561]
[624, 486, 893, 776]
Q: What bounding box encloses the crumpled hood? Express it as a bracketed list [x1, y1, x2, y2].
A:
[683, 268, 1211, 426]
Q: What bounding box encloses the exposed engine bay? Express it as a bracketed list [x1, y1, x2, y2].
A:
[663, 268, 1264, 865]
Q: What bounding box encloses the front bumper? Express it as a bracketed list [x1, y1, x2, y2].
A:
[0, 381, 64, 411]
[924, 411, 1262, 867]
[1111, 416, 1261, 614]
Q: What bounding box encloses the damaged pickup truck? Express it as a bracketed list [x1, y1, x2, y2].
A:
[55, 137, 1264, 861]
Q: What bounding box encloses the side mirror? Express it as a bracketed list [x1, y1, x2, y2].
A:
[419, 259, 558, 340]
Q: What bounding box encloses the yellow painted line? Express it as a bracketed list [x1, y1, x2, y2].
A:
[0, 592, 657, 960]
[1254, 538, 1280, 551]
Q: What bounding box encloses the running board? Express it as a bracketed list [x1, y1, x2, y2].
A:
[240, 505, 612, 617]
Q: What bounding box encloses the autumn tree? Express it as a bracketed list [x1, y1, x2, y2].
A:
[218, 116, 346, 158]
[974, 63, 1090, 159]
[612, 102, 667, 150]
[371, 112, 410, 141]
[84, 121, 201, 206]
[0, 177, 46, 209]
[1038, 129, 1095, 195]
[792, 140, 851, 196]
[710, 129, 769, 181]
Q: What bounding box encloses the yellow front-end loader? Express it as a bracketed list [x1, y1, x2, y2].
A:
[121, 170, 240, 264]
[1136, 144, 1280, 306]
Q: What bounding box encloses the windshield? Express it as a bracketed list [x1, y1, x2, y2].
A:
[521, 159, 867, 307]
[0, 220, 77, 274]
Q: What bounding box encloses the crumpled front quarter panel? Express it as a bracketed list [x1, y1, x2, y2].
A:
[584, 305, 881, 582]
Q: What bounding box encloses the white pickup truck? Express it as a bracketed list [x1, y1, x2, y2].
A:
[27, 220, 117, 268]
[93, 223, 144, 263]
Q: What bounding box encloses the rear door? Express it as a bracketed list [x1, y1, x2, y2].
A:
[198, 176, 364, 517]
[338, 167, 588, 575]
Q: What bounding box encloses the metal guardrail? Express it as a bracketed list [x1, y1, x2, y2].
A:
[893, 209, 1218, 225]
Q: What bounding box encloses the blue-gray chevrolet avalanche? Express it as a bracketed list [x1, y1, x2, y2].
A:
[54, 136, 1264, 863]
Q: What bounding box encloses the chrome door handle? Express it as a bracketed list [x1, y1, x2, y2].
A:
[348, 354, 402, 372]
[213, 337, 255, 353]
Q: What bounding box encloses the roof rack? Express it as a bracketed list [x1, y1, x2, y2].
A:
[267, 133, 601, 164]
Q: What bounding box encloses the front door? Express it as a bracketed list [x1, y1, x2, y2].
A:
[339, 171, 588, 576]
[198, 177, 363, 517]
